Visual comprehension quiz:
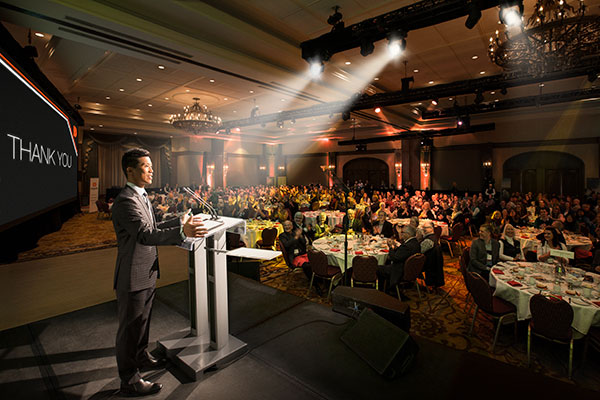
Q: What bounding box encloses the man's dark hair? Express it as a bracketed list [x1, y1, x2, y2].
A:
[121, 148, 150, 176]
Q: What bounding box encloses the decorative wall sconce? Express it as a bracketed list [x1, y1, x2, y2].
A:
[259, 165, 266, 170]
[420, 162, 430, 177]
[278, 165, 285, 170]
[482, 160, 492, 168]
[394, 162, 402, 176]
[420, 143, 431, 177]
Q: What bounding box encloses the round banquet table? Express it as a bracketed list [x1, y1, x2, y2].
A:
[489, 261, 600, 334]
[302, 210, 345, 229]
[311, 234, 390, 273]
[515, 227, 593, 251]
[389, 218, 449, 236]
[242, 220, 283, 248]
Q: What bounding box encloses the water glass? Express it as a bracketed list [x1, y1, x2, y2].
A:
[583, 287, 592, 298]
[528, 276, 536, 285]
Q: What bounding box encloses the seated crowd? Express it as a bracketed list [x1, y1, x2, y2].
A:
[148, 182, 600, 283]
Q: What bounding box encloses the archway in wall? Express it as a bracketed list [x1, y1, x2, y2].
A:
[343, 157, 389, 187]
[503, 151, 584, 195]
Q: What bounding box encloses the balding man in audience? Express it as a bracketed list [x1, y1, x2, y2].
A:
[378, 224, 421, 291]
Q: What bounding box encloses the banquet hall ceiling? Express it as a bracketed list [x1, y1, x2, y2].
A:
[1, 0, 599, 144]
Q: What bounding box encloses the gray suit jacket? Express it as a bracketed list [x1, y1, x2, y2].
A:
[112, 185, 183, 292]
[468, 238, 500, 276]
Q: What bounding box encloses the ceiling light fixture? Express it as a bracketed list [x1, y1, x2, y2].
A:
[34, 32, 44, 37]
[345, 61, 351, 65]
[119, 88, 125, 92]
[157, 65, 165, 70]
[136, 78, 142, 82]
[374, 107, 381, 113]
[170, 97, 222, 134]
[471, 55, 479, 60]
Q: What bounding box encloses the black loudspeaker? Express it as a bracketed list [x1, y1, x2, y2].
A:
[341, 308, 418, 379]
[332, 286, 410, 332]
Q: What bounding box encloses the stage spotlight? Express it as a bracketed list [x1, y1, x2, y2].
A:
[499, 2, 523, 27]
[309, 60, 324, 78]
[360, 37, 375, 57]
[500, 87, 508, 95]
[401, 76, 414, 93]
[465, 1, 482, 29]
[387, 31, 406, 59]
[374, 107, 381, 113]
[342, 111, 351, 121]
[474, 91, 484, 105]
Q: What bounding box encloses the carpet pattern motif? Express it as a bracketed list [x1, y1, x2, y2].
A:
[7, 212, 599, 391]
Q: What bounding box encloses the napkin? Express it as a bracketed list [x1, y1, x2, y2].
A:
[592, 301, 600, 308]
[380, 249, 389, 253]
[330, 248, 340, 252]
[354, 251, 364, 255]
[550, 295, 564, 301]
[492, 268, 504, 275]
[507, 280, 522, 287]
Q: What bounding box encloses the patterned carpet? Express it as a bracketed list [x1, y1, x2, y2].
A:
[7, 212, 600, 391]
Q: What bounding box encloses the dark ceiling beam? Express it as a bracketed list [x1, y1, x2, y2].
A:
[421, 87, 600, 119]
[221, 60, 600, 130]
[337, 123, 496, 145]
[300, 0, 501, 62]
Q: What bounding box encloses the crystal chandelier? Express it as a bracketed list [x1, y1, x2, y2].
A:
[170, 97, 222, 134]
[488, 0, 600, 77]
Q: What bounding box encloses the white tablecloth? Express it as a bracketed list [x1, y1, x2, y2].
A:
[490, 261, 600, 334]
[312, 234, 389, 273]
[515, 228, 593, 251]
[389, 218, 449, 236]
[242, 220, 283, 248]
[302, 211, 345, 229]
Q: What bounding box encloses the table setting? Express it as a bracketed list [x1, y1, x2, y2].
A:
[312, 233, 390, 272]
[302, 210, 345, 229]
[242, 219, 283, 248]
[490, 261, 600, 334]
[515, 227, 593, 251]
[389, 218, 449, 236]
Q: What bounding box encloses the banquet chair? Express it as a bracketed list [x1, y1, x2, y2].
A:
[394, 253, 430, 311]
[351, 255, 379, 290]
[583, 326, 600, 368]
[226, 233, 245, 250]
[433, 226, 442, 245]
[278, 241, 303, 275]
[467, 271, 517, 353]
[306, 249, 341, 300]
[440, 223, 464, 258]
[256, 227, 278, 250]
[96, 200, 111, 220]
[528, 294, 577, 379]
[432, 247, 470, 314]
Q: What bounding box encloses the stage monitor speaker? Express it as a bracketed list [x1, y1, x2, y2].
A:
[341, 308, 418, 379]
[332, 286, 410, 332]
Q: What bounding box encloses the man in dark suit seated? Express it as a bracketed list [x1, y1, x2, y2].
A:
[468, 224, 500, 281]
[342, 208, 363, 233]
[377, 225, 421, 291]
[111, 148, 207, 397]
[372, 210, 394, 238]
[279, 220, 311, 279]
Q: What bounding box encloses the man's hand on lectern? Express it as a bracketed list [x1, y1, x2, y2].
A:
[183, 216, 208, 238]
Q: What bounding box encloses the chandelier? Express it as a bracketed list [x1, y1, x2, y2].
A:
[170, 97, 222, 134]
[488, 0, 600, 77]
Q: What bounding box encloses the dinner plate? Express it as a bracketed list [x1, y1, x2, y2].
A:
[527, 288, 540, 295]
[497, 275, 510, 281]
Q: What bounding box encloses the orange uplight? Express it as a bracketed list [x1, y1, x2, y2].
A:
[374, 107, 381, 113]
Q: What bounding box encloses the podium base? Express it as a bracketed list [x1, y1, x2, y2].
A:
[157, 330, 247, 381]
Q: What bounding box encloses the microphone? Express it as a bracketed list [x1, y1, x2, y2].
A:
[183, 187, 219, 220]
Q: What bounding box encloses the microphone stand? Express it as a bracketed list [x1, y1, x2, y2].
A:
[184, 187, 220, 220]
[321, 168, 351, 286]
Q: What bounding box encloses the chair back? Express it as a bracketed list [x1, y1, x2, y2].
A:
[260, 228, 278, 247]
[459, 247, 470, 278]
[529, 294, 574, 340]
[96, 200, 109, 213]
[450, 223, 464, 241]
[466, 271, 494, 313]
[226, 233, 243, 250]
[403, 253, 426, 282]
[307, 249, 329, 276]
[433, 226, 442, 244]
[352, 256, 378, 282]
[278, 240, 292, 268]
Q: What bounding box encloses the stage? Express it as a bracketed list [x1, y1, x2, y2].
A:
[1, 272, 596, 399]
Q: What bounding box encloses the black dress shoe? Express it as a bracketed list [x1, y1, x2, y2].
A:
[138, 352, 166, 370]
[120, 379, 162, 397]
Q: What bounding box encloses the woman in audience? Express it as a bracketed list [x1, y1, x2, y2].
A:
[499, 224, 522, 261]
[419, 201, 435, 220]
[372, 210, 394, 238]
[537, 227, 568, 264]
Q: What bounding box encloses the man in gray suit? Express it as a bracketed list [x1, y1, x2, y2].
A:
[112, 148, 207, 396]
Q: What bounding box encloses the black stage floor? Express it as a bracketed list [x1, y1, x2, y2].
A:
[1, 273, 596, 399]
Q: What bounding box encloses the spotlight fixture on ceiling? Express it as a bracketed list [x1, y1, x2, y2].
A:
[474, 91, 484, 105]
[170, 97, 222, 134]
[360, 37, 375, 57]
[342, 111, 351, 121]
[387, 30, 406, 58]
[374, 107, 381, 113]
[309, 60, 325, 78]
[327, 5, 345, 32]
[499, 1, 524, 27]
[500, 87, 508, 95]
[465, 0, 482, 29]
